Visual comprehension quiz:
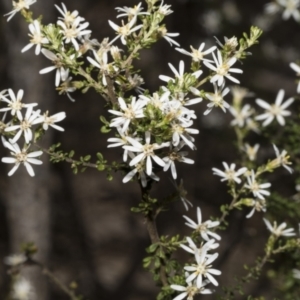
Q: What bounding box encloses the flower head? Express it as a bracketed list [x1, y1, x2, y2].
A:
[39, 49, 68, 87]
[123, 131, 169, 176]
[21, 20, 49, 55]
[263, 218, 296, 237]
[2, 141, 42, 177]
[271, 144, 293, 173]
[4, 0, 36, 22]
[183, 207, 221, 241]
[0, 89, 37, 120]
[175, 43, 216, 62]
[245, 170, 271, 200]
[212, 162, 247, 184]
[184, 250, 221, 287]
[108, 17, 143, 45]
[204, 50, 243, 86]
[255, 89, 294, 126]
[204, 83, 230, 115]
[108, 97, 145, 133]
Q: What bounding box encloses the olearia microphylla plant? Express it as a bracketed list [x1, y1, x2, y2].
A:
[2, 0, 300, 300]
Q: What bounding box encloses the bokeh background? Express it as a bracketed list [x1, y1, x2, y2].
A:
[0, 0, 299, 299]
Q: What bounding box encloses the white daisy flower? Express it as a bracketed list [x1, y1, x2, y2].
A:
[279, 0, 300, 21]
[255, 89, 294, 126]
[246, 198, 266, 219]
[32, 111, 66, 131]
[108, 97, 146, 133]
[203, 50, 243, 86]
[184, 250, 221, 287]
[2, 141, 42, 177]
[107, 127, 133, 162]
[263, 218, 296, 237]
[183, 207, 221, 241]
[57, 17, 91, 51]
[180, 237, 219, 256]
[108, 16, 143, 45]
[115, 3, 149, 18]
[0, 89, 37, 120]
[5, 106, 40, 144]
[39, 49, 68, 87]
[21, 20, 49, 55]
[212, 162, 247, 184]
[175, 43, 216, 62]
[55, 2, 84, 26]
[229, 104, 253, 127]
[4, 0, 36, 22]
[273, 144, 293, 173]
[163, 142, 194, 179]
[123, 131, 169, 176]
[204, 83, 230, 115]
[159, 60, 202, 87]
[87, 51, 115, 86]
[244, 143, 260, 161]
[170, 280, 212, 300]
[245, 170, 271, 200]
[122, 151, 159, 187]
[171, 122, 198, 150]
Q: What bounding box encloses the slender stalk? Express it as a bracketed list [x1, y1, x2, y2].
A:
[28, 259, 80, 300]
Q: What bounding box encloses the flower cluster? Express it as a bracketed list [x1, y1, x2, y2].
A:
[171, 207, 221, 299]
[0, 89, 66, 176]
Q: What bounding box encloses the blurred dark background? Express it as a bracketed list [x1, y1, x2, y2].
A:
[0, 0, 299, 299]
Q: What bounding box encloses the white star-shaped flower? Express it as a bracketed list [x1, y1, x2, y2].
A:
[263, 218, 296, 237]
[255, 89, 294, 126]
[163, 142, 194, 179]
[273, 144, 293, 173]
[171, 280, 212, 300]
[2, 141, 42, 177]
[183, 207, 221, 241]
[32, 111, 66, 131]
[108, 97, 145, 133]
[122, 151, 159, 187]
[245, 170, 271, 200]
[204, 83, 230, 115]
[159, 60, 202, 87]
[4, 0, 36, 22]
[229, 104, 253, 127]
[204, 50, 243, 86]
[57, 17, 91, 51]
[0, 89, 37, 119]
[279, 0, 300, 21]
[115, 3, 150, 18]
[21, 20, 49, 55]
[123, 131, 169, 176]
[39, 49, 68, 87]
[244, 143, 260, 161]
[175, 43, 216, 62]
[108, 16, 143, 45]
[212, 162, 247, 184]
[5, 106, 41, 144]
[184, 250, 221, 287]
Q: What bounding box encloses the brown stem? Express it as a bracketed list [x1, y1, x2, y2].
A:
[28, 259, 80, 300]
